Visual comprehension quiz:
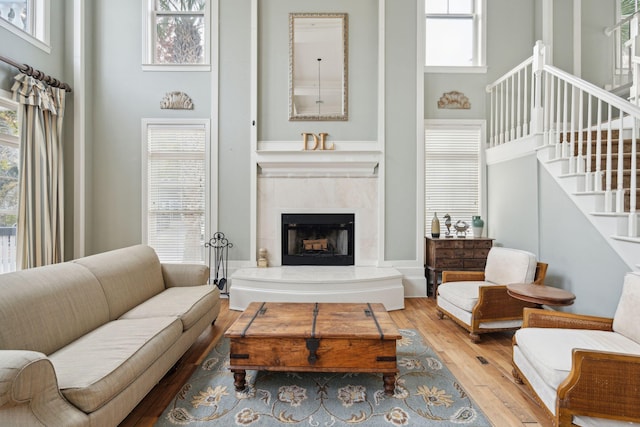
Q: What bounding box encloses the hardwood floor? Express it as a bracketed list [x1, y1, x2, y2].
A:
[120, 297, 553, 427]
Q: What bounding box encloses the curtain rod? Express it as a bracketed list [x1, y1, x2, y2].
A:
[0, 54, 72, 92]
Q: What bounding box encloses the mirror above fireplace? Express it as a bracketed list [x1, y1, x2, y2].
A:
[289, 13, 348, 121]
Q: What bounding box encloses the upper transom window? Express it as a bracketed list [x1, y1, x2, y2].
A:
[143, 0, 210, 70]
[424, 0, 485, 71]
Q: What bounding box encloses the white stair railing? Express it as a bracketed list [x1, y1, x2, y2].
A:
[487, 41, 640, 238]
[604, 9, 639, 92]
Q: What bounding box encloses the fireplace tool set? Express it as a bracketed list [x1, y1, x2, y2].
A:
[206, 232, 233, 295]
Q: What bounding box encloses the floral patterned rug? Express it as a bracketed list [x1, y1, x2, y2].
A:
[155, 329, 491, 426]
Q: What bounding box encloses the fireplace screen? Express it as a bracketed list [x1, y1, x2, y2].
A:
[281, 213, 354, 265]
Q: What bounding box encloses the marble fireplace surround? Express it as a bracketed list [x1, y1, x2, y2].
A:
[256, 149, 383, 266]
[229, 148, 407, 311]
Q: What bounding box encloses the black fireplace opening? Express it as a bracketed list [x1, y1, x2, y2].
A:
[281, 213, 355, 266]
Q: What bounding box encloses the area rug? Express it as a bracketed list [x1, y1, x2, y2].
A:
[155, 329, 491, 426]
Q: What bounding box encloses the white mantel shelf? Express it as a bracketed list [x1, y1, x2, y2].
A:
[256, 150, 381, 177]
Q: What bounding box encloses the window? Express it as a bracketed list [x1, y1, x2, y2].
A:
[616, 0, 637, 74]
[424, 0, 485, 72]
[142, 120, 209, 263]
[425, 120, 484, 237]
[0, 0, 50, 52]
[142, 0, 210, 70]
[0, 92, 19, 273]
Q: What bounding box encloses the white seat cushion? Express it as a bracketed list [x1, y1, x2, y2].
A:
[437, 281, 495, 312]
[515, 327, 640, 389]
[613, 273, 640, 344]
[484, 247, 537, 285]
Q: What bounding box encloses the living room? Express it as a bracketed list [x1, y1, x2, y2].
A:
[0, 0, 638, 426]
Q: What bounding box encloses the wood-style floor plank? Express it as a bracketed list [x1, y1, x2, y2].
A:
[119, 297, 553, 427]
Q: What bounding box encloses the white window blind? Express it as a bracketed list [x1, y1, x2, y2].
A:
[425, 123, 481, 236]
[144, 123, 206, 263]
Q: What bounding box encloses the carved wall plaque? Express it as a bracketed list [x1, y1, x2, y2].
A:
[160, 91, 194, 110]
[437, 91, 471, 109]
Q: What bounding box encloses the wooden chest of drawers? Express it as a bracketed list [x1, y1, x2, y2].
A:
[425, 236, 494, 297]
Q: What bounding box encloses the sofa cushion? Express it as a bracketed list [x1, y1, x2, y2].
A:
[515, 327, 640, 389]
[437, 281, 495, 312]
[484, 247, 537, 285]
[0, 263, 109, 355]
[120, 286, 219, 330]
[613, 273, 640, 344]
[74, 245, 166, 320]
[49, 317, 182, 413]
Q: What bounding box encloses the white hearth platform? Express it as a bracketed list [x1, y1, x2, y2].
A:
[229, 266, 405, 311]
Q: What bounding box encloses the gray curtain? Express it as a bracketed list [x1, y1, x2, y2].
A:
[11, 73, 66, 269]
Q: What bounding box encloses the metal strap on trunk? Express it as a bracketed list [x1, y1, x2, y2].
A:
[241, 302, 266, 337]
[366, 302, 385, 340]
[306, 303, 320, 365]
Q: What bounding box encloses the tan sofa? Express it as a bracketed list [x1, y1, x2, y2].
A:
[0, 245, 220, 427]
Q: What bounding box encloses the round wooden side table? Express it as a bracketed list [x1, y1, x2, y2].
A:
[506, 283, 575, 306]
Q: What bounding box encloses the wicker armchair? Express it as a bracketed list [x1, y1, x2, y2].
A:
[513, 272, 640, 427]
[436, 247, 548, 342]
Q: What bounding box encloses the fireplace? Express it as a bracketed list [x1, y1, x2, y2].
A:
[281, 213, 355, 266]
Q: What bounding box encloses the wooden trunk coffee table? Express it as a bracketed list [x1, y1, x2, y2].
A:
[224, 301, 402, 395]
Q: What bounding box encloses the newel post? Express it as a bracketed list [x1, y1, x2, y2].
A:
[530, 41, 546, 136]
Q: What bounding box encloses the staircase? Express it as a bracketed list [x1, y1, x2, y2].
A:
[540, 129, 640, 270]
[486, 41, 640, 271]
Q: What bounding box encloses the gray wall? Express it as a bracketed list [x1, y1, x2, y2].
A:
[0, 2, 66, 91]
[429, 0, 625, 317]
[258, 0, 378, 142]
[218, 0, 252, 261]
[385, 0, 418, 260]
[90, 0, 213, 254]
[425, 0, 537, 121]
[538, 166, 628, 316]
[487, 154, 628, 317]
[85, 0, 420, 262]
[0, 0, 629, 316]
[486, 154, 539, 255]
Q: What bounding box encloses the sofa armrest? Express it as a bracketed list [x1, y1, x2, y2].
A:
[0, 350, 86, 426]
[556, 349, 640, 425]
[521, 308, 613, 331]
[161, 263, 210, 288]
[441, 270, 486, 283]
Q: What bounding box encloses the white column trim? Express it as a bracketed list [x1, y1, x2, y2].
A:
[573, 0, 581, 78]
[73, 0, 85, 258]
[249, 0, 258, 265]
[416, 0, 426, 270]
[542, 0, 553, 65]
[209, 0, 220, 241]
[377, 0, 386, 265]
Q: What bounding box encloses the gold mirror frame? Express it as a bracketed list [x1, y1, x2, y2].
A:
[289, 13, 348, 121]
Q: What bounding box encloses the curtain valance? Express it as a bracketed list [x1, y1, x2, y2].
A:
[11, 73, 64, 116]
